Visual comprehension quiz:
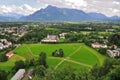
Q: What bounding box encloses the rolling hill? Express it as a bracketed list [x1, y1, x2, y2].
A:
[0, 43, 105, 71]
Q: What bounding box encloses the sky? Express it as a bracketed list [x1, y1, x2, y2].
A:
[0, 0, 120, 17]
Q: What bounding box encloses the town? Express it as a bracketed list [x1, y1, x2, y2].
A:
[0, 22, 120, 80]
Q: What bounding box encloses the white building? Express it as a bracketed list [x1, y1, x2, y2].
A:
[0, 43, 4, 50]
[106, 49, 120, 58]
[59, 33, 67, 39]
[41, 35, 59, 43]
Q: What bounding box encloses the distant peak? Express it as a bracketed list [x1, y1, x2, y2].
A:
[46, 5, 57, 9]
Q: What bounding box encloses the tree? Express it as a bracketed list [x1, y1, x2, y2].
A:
[0, 70, 8, 80]
[59, 49, 64, 57]
[0, 54, 8, 62]
[108, 66, 120, 80]
[108, 34, 120, 47]
[98, 48, 107, 55]
[14, 60, 25, 71]
[38, 52, 48, 68]
[35, 65, 46, 78]
[52, 49, 64, 57]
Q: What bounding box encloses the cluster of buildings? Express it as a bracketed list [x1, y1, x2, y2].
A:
[0, 39, 12, 50]
[91, 42, 120, 58]
[0, 26, 28, 34]
[0, 26, 29, 41]
[11, 69, 34, 80]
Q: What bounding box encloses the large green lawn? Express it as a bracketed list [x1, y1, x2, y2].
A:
[0, 43, 106, 71]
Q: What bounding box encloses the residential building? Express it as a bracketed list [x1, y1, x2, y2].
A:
[91, 42, 101, 48]
[41, 35, 59, 43]
[106, 49, 120, 58]
[92, 42, 107, 48]
[59, 33, 67, 39]
[11, 69, 25, 80]
[6, 51, 14, 58]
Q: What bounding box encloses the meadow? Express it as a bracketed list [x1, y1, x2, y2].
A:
[0, 43, 105, 71]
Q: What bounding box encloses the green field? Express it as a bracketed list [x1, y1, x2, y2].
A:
[0, 43, 105, 71]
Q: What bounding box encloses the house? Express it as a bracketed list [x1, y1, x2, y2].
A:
[6, 51, 14, 58]
[92, 42, 107, 48]
[100, 44, 107, 48]
[22, 69, 34, 80]
[59, 33, 67, 39]
[0, 39, 7, 43]
[0, 43, 4, 50]
[41, 35, 59, 43]
[0, 39, 12, 50]
[11, 69, 25, 80]
[91, 42, 101, 48]
[109, 45, 118, 49]
[106, 49, 120, 58]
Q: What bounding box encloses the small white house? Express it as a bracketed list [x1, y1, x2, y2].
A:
[59, 33, 67, 39]
[0, 43, 4, 50]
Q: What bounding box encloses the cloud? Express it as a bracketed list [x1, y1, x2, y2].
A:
[113, 1, 120, 5]
[0, 4, 39, 15]
[36, 0, 120, 16]
[36, 0, 87, 8]
[0, 0, 120, 16]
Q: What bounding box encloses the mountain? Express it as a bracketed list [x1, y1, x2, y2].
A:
[88, 12, 108, 20]
[109, 16, 120, 21]
[0, 13, 24, 22]
[20, 5, 91, 21]
[0, 5, 119, 22]
[20, 5, 120, 22]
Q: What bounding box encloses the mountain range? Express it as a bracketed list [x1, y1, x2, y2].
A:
[0, 5, 120, 22]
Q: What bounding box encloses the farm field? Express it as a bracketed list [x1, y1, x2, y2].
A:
[0, 43, 105, 71]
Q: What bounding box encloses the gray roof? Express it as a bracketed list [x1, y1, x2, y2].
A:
[11, 69, 25, 80]
[0, 43, 3, 47]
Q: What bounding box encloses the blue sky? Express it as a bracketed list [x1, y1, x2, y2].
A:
[0, 0, 120, 16]
[0, 0, 43, 8]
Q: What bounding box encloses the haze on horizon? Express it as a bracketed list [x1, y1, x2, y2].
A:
[0, 0, 120, 17]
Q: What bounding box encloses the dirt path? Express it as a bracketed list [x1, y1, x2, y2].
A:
[25, 45, 38, 57]
[54, 46, 83, 70]
[49, 56, 92, 68]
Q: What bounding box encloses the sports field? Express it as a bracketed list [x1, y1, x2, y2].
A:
[0, 43, 105, 71]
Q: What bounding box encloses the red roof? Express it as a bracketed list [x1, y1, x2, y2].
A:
[6, 51, 14, 58]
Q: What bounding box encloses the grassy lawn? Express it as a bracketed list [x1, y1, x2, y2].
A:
[0, 54, 25, 71]
[70, 46, 100, 66]
[0, 43, 106, 71]
[57, 61, 89, 70]
[45, 28, 58, 30]
[47, 58, 62, 68]
[26, 44, 81, 57]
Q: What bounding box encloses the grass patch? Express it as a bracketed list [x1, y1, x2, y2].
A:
[1, 43, 106, 71]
